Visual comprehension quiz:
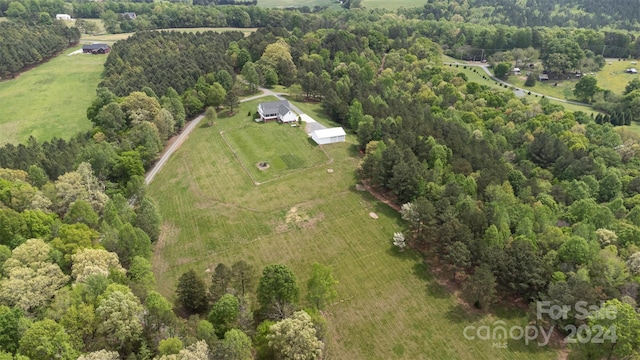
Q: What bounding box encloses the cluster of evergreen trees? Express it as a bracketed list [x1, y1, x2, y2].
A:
[100, 31, 239, 97]
[0, 22, 80, 78]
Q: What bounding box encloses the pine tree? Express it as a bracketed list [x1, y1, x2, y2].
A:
[176, 269, 208, 314]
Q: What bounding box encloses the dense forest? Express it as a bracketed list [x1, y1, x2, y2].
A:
[0, 22, 80, 78]
[3, 2, 640, 359]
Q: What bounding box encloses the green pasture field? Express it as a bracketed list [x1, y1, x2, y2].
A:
[256, 0, 425, 9]
[256, 0, 337, 8]
[0, 46, 104, 145]
[596, 58, 639, 95]
[508, 74, 577, 101]
[219, 97, 329, 183]
[81, 27, 258, 43]
[362, 0, 427, 9]
[148, 98, 559, 359]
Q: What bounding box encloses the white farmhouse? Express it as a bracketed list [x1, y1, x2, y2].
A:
[56, 14, 72, 20]
[257, 100, 298, 123]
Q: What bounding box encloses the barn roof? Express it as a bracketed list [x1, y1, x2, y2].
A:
[82, 43, 110, 50]
[313, 127, 346, 138]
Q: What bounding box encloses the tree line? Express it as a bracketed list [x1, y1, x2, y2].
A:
[0, 22, 80, 78]
[403, 0, 640, 31]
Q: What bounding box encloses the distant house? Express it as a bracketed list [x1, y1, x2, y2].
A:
[311, 127, 346, 145]
[82, 43, 111, 54]
[56, 14, 71, 20]
[257, 100, 297, 123]
[513, 67, 521, 74]
[121, 12, 137, 20]
[539, 73, 549, 81]
[626, 68, 638, 74]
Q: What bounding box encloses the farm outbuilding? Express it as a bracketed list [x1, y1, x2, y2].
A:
[311, 127, 346, 145]
[56, 14, 71, 20]
[82, 43, 111, 54]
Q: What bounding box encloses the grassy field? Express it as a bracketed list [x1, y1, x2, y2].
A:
[218, 97, 329, 183]
[0, 46, 105, 145]
[148, 98, 559, 359]
[256, 0, 425, 8]
[595, 58, 639, 95]
[508, 74, 577, 101]
[362, 0, 427, 9]
[257, 0, 337, 8]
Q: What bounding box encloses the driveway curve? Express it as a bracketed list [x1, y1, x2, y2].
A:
[145, 86, 320, 185]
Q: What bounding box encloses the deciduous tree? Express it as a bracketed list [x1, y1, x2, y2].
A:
[267, 311, 323, 360]
[208, 294, 240, 338]
[18, 319, 78, 360]
[257, 264, 299, 320]
[306, 263, 338, 310]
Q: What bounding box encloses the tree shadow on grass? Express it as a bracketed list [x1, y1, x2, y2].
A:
[426, 281, 451, 300]
[347, 143, 361, 158]
[446, 303, 484, 324]
[385, 245, 420, 262]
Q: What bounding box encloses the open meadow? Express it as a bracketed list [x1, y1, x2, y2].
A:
[219, 96, 329, 183]
[148, 99, 559, 359]
[0, 46, 104, 145]
[595, 58, 640, 95]
[256, 0, 424, 9]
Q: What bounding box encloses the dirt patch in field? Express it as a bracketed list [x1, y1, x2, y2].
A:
[275, 206, 323, 233]
[152, 222, 180, 275]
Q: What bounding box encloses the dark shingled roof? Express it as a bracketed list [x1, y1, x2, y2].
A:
[260, 100, 290, 116]
[82, 44, 110, 51]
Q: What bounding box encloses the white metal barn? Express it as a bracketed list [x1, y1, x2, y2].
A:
[56, 14, 71, 20]
[311, 127, 346, 145]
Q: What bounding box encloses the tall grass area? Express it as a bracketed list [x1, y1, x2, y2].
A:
[148, 100, 559, 359]
[0, 46, 105, 145]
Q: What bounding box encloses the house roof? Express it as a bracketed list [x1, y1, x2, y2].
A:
[313, 127, 346, 138]
[259, 100, 291, 116]
[83, 43, 110, 50]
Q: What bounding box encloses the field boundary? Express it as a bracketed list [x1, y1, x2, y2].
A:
[218, 126, 333, 186]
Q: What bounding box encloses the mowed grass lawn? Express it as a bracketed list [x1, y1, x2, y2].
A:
[148, 100, 559, 359]
[219, 97, 329, 183]
[0, 46, 104, 144]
